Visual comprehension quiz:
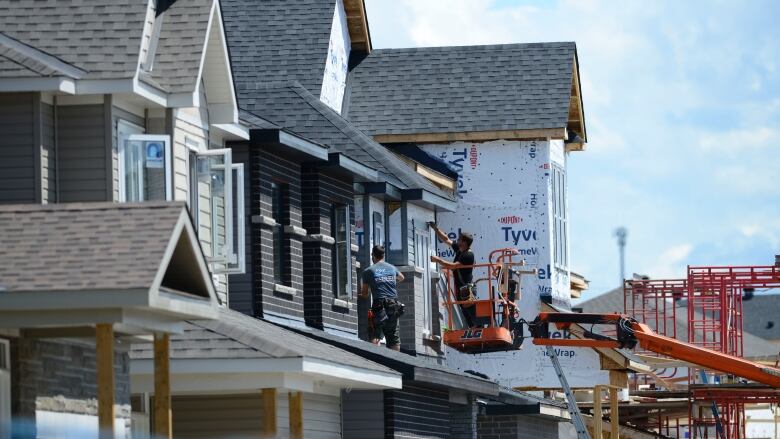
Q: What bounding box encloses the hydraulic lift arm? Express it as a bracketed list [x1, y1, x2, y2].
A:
[529, 312, 780, 388]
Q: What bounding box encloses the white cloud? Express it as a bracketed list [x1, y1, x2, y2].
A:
[698, 127, 778, 154]
[646, 243, 694, 279]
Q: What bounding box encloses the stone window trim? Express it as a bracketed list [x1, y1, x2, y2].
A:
[332, 297, 351, 310]
[302, 234, 336, 245]
[396, 265, 425, 275]
[283, 225, 307, 237]
[273, 283, 299, 298]
[251, 214, 276, 227]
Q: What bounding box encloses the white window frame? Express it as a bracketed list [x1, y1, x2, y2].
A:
[552, 165, 569, 270]
[415, 228, 433, 335]
[196, 148, 233, 268]
[332, 204, 353, 298]
[224, 162, 245, 274]
[117, 129, 172, 202]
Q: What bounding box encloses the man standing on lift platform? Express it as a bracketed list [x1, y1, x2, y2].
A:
[428, 222, 477, 328]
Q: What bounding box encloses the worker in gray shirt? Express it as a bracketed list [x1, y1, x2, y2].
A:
[359, 245, 405, 350]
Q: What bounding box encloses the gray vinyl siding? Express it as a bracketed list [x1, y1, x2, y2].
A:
[276, 392, 341, 439]
[172, 394, 264, 438]
[111, 105, 146, 202]
[40, 102, 56, 203]
[386, 384, 450, 439]
[0, 93, 36, 204]
[57, 104, 109, 202]
[342, 390, 384, 439]
[227, 142, 253, 315]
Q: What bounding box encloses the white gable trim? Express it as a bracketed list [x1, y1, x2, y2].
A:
[0, 77, 75, 94]
[194, 0, 238, 124]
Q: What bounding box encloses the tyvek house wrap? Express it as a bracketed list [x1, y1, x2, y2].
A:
[422, 140, 608, 389]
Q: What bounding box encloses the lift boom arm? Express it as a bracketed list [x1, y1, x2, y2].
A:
[530, 312, 780, 388]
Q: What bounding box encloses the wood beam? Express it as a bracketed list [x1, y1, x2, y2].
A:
[609, 370, 628, 388]
[262, 388, 277, 439]
[153, 333, 172, 439]
[609, 387, 620, 439]
[95, 324, 115, 439]
[373, 128, 566, 144]
[289, 391, 303, 439]
[593, 390, 603, 439]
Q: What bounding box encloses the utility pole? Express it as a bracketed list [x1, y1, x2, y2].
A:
[614, 227, 627, 284]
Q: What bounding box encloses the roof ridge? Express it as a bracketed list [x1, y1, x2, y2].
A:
[370, 41, 576, 54]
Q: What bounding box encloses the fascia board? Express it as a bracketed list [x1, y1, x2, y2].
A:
[403, 189, 457, 212]
[362, 181, 403, 200]
[130, 371, 290, 394]
[0, 289, 149, 311]
[279, 130, 329, 160]
[77, 79, 134, 94]
[212, 123, 250, 141]
[302, 357, 402, 389]
[131, 357, 306, 375]
[133, 77, 168, 107]
[411, 367, 499, 396]
[327, 153, 379, 181]
[168, 91, 197, 107]
[0, 77, 75, 94]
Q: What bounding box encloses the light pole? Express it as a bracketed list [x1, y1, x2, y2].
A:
[614, 227, 628, 284]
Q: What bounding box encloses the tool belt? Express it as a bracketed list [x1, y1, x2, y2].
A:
[457, 282, 477, 303]
[371, 298, 405, 325]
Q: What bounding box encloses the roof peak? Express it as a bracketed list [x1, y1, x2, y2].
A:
[370, 41, 575, 54]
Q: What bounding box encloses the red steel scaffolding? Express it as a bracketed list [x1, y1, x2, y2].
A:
[624, 263, 780, 439]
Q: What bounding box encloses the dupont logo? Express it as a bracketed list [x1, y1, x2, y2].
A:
[498, 215, 522, 224]
[469, 145, 478, 169]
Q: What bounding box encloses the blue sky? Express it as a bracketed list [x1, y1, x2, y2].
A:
[364, 0, 780, 300]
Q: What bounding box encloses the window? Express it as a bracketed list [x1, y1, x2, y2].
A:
[415, 228, 433, 334]
[118, 123, 172, 202]
[192, 148, 245, 274]
[332, 205, 352, 297]
[552, 165, 568, 269]
[271, 182, 286, 284]
[385, 201, 403, 265]
[372, 211, 384, 247]
[0, 339, 9, 438]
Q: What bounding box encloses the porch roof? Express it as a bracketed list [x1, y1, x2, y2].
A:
[129, 308, 402, 392]
[0, 202, 219, 333]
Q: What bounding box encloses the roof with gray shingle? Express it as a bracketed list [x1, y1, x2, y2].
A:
[0, 0, 148, 80]
[237, 81, 454, 199]
[344, 42, 577, 136]
[148, 0, 213, 93]
[0, 202, 187, 293]
[129, 308, 398, 375]
[579, 287, 780, 361]
[221, 0, 336, 97]
[742, 295, 780, 342]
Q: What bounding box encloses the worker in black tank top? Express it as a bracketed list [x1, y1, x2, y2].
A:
[429, 222, 478, 328]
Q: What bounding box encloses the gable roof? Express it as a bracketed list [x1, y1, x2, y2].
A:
[0, 34, 86, 79]
[579, 287, 780, 361]
[146, 0, 213, 94]
[236, 81, 454, 201]
[344, 42, 585, 144]
[0, 202, 185, 293]
[222, 0, 337, 97]
[0, 0, 148, 81]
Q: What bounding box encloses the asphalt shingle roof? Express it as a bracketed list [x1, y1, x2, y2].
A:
[344, 42, 577, 136]
[0, 0, 148, 80]
[578, 287, 780, 361]
[222, 0, 336, 97]
[237, 81, 454, 199]
[0, 202, 186, 293]
[741, 295, 780, 342]
[130, 308, 397, 375]
[148, 0, 212, 93]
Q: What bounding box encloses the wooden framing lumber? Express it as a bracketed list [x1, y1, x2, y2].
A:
[153, 333, 172, 439]
[261, 388, 277, 438]
[342, 0, 371, 52]
[373, 127, 566, 144]
[289, 391, 303, 439]
[95, 324, 115, 439]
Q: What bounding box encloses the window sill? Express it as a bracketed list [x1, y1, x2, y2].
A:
[350, 244, 360, 253]
[273, 283, 298, 297]
[284, 225, 307, 237]
[302, 234, 336, 245]
[251, 215, 276, 227]
[332, 297, 351, 309]
[422, 332, 441, 342]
